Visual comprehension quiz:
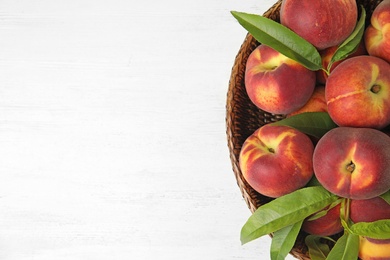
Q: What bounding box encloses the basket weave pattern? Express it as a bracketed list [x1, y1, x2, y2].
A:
[226, 0, 383, 259]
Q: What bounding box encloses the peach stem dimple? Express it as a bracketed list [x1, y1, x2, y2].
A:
[346, 161, 355, 173]
[371, 84, 381, 94]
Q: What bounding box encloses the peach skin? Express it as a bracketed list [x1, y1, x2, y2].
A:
[239, 124, 314, 198]
[358, 237, 390, 260]
[313, 127, 390, 200]
[280, 0, 357, 50]
[287, 85, 327, 117]
[245, 44, 315, 115]
[302, 203, 343, 236]
[365, 0, 390, 63]
[326, 56, 390, 129]
[350, 196, 390, 223]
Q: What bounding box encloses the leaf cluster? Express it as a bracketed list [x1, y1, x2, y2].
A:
[231, 7, 366, 73]
[240, 186, 390, 260]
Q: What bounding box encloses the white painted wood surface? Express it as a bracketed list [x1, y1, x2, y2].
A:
[0, 0, 296, 259]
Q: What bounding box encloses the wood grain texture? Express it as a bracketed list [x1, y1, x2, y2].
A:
[0, 0, 295, 259]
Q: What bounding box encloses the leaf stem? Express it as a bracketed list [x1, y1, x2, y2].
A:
[340, 198, 354, 234]
[322, 67, 330, 76]
[340, 198, 349, 220]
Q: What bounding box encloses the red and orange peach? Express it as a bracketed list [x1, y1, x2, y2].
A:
[245, 44, 316, 115]
[350, 196, 390, 260]
[326, 55, 390, 129]
[239, 124, 314, 198]
[365, 0, 390, 63]
[358, 237, 390, 260]
[301, 203, 343, 236]
[313, 127, 390, 200]
[280, 0, 358, 50]
[350, 196, 390, 223]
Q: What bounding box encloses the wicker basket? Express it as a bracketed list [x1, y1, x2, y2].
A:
[226, 0, 383, 259]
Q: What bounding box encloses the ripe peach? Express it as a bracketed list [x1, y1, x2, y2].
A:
[313, 127, 390, 200]
[301, 203, 343, 236]
[287, 85, 327, 117]
[350, 197, 390, 260]
[245, 44, 316, 115]
[326, 55, 390, 129]
[364, 0, 390, 63]
[316, 41, 367, 84]
[280, 0, 358, 50]
[350, 196, 390, 223]
[239, 124, 314, 198]
[358, 237, 390, 260]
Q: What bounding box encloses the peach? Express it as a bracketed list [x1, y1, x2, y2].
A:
[364, 0, 390, 63]
[313, 127, 390, 200]
[301, 203, 343, 236]
[316, 41, 367, 84]
[350, 196, 390, 223]
[245, 44, 316, 115]
[350, 197, 390, 260]
[239, 124, 314, 198]
[287, 85, 327, 117]
[280, 0, 358, 50]
[358, 237, 390, 260]
[326, 55, 390, 129]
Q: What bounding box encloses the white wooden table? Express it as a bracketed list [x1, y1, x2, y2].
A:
[0, 0, 296, 259]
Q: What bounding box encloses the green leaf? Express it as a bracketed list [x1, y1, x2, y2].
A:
[230, 11, 322, 71]
[307, 199, 342, 221]
[270, 220, 303, 260]
[327, 6, 366, 71]
[326, 232, 359, 260]
[307, 209, 328, 221]
[380, 190, 390, 205]
[305, 235, 331, 260]
[240, 186, 338, 244]
[350, 219, 390, 239]
[271, 112, 337, 139]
